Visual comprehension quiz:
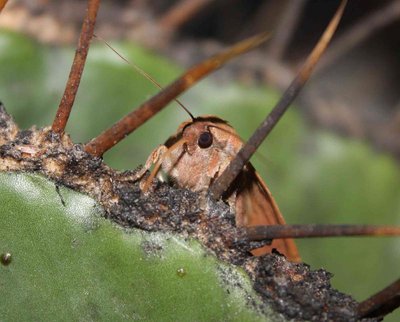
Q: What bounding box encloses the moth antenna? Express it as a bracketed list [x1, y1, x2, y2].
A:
[94, 34, 195, 121]
[85, 31, 270, 157]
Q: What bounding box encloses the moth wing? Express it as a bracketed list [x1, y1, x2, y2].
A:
[235, 164, 300, 262]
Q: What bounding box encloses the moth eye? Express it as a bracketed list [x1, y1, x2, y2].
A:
[197, 131, 213, 149]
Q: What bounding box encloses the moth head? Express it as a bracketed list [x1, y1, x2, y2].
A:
[164, 115, 242, 158]
[153, 115, 243, 192]
[180, 115, 240, 155]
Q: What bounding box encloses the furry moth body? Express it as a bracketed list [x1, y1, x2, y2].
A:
[140, 115, 300, 262]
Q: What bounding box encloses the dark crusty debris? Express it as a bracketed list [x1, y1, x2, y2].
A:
[0, 104, 376, 321]
[0, 103, 19, 145]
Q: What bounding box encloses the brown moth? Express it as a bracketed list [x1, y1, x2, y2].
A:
[138, 115, 300, 262]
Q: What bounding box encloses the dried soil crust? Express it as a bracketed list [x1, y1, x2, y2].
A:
[0, 103, 371, 321]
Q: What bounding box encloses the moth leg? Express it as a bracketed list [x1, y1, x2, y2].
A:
[132, 145, 167, 180]
[139, 145, 168, 192]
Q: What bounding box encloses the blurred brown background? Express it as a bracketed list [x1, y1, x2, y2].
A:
[1, 0, 400, 160]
